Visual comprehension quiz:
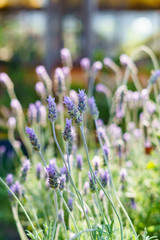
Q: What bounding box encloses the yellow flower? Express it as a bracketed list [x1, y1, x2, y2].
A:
[146, 161, 156, 169]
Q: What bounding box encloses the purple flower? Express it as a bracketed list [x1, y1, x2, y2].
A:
[20, 159, 31, 182]
[35, 81, 46, 96]
[26, 127, 40, 151]
[80, 58, 90, 71]
[146, 101, 156, 115]
[76, 154, 83, 171]
[60, 48, 72, 68]
[63, 96, 78, 119]
[123, 132, 131, 142]
[59, 174, 66, 190]
[128, 122, 135, 132]
[149, 70, 160, 85]
[92, 61, 102, 73]
[60, 167, 69, 183]
[11, 181, 21, 198]
[6, 174, 14, 187]
[54, 67, 65, 94]
[63, 96, 82, 126]
[120, 168, 127, 182]
[131, 198, 136, 209]
[103, 144, 109, 158]
[88, 171, 97, 193]
[68, 198, 73, 211]
[78, 89, 86, 114]
[62, 66, 70, 77]
[47, 165, 59, 189]
[0, 145, 6, 156]
[101, 170, 109, 188]
[63, 118, 72, 141]
[133, 129, 141, 139]
[116, 107, 124, 119]
[58, 209, 64, 223]
[88, 97, 99, 120]
[35, 65, 46, 77]
[36, 163, 42, 180]
[47, 96, 57, 122]
[103, 57, 113, 68]
[83, 181, 89, 195]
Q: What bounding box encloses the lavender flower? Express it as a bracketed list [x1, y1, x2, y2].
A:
[131, 198, 136, 209]
[83, 181, 89, 195]
[47, 96, 57, 122]
[103, 144, 109, 158]
[146, 101, 156, 115]
[123, 132, 131, 143]
[6, 174, 14, 187]
[88, 97, 99, 120]
[68, 198, 73, 211]
[20, 159, 31, 182]
[76, 154, 83, 171]
[101, 170, 109, 188]
[128, 122, 135, 132]
[134, 129, 142, 139]
[63, 96, 82, 126]
[149, 70, 160, 85]
[63, 118, 72, 141]
[26, 127, 40, 151]
[36, 163, 42, 180]
[92, 61, 103, 74]
[58, 209, 64, 223]
[7, 117, 16, 129]
[63, 96, 78, 119]
[60, 167, 69, 183]
[60, 48, 72, 68]
[99, 189, 104, 201]
[120, 168, 127, 182]
[54, 67, 65, 95]
[80, 58, 90, 71]
[35, 81, 46, 96]
[11, 181, 21, 198]
[78, 89, 86, 114]
[0, 145, 6, 156]
[88, 171, 97, 193]
[59, 174, 66, 190]
[47, 165, 59, 189]
[92, 156, 101, 171]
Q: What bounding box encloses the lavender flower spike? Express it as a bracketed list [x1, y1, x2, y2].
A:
[63, 118, 72, 141]
[63, 96, 78, 119]
[26, 127, 40, 151]
[78, 89, 86, 114]
[149, 70, 160, 85]
[88, 97, 99, 120]
[47, 165, 59, 189]
[6, 174, 14, 187]
[20, 159, 31, 182]
[63, 96, 83, 126]
[47, 96, 57, 122]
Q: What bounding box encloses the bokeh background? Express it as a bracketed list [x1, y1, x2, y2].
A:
[0, 0, 160, 239]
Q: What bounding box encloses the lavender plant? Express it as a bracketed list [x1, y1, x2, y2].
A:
[0, 46, 159, 240]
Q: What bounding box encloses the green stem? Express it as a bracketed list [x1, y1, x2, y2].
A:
[80, 126, 123, 240]
[58, 190, 79, 237]
[12, 203, 28, 240]
[95, 120, 137, 238]
[0, 178, 41, 240]
[52, 123, 94, 240]
[69, 228, 96, 240]
[51, 190, 58, 240]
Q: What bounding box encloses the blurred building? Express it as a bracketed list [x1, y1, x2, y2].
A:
[0, 0, 160, 73]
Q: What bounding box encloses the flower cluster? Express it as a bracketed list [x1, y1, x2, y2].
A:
[47, 96, 57, 123]
[26, 127, 40, 151]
